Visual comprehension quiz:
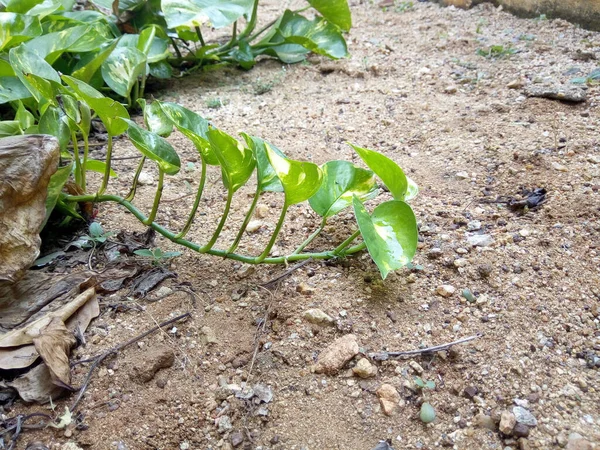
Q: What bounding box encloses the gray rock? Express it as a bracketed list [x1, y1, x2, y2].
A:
[467, 233, 494, 247]
[217, 415, 233, 433]
[253, 384, 273, 403]
[303, 308, 334, 325]
[513, 406, 537, 426]
[566, 433, 594, 450]
[513, 423, 530, 438]
[427, 248, 443, 259]
[525, 84, 587, 102]
[474, 413, 496, 431]
[230, 431, 244, 447]
[467, 220, 482, 231]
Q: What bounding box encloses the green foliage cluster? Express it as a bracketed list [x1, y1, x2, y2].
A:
[0, 0, 351, 109]
[62, 95, 420, 278]
[0, 0, 420, 278]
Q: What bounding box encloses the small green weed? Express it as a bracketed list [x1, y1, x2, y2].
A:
[205, 97, 229, 109]
[70, 222, 114, 249]
[395, 1, 414, 13]
[570, 67, 600, 86]
[253, 68, 286, 95]
[475, 19, 487, 34]
[134, 248, 182, 265]
[518, 33, 536, 41]
[476, 45, 517, 59]
[414, 377, 436, 423]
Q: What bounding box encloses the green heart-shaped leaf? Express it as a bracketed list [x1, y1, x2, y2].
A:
[86, 159, 117, 177]
[71, 39, 119, 84]
[101, 46, 147, 99]
[157, 101, 217, 165]
[62, 75, 129, 136]
[44, 162, 73, 227]
[207, 128, 255, 192]
[307, 0, 352, 31]
[266, 144, 322, 206]
[15, 101, 35, 129]
[0, 77, 31, 104]
[125, 119, 180, 175]
[149, 61, 172, 79]
[162, 0, 253, 29]
[38, 105, 70, 152]
[350, 143, 408, 201]
[260, 10, 348, 63]
[309, 160, 378, 218]
[0, 120, 22, 137]
[0, 13, 42, 51]
[24, 22, 112, 63]
[134, 25, 170, 63]
[405, 176, 419, 201]
[61, 93, 81, 127]
[4, 0, 44, 14]
[138, 99, 173, 137]
[9, 45, 61, 85]
[352, 197, 418, 279]
[230, 39, 256, 70]
[240, 133, 285, 193]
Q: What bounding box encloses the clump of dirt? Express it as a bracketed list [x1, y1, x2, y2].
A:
[3, 1, 600, 449]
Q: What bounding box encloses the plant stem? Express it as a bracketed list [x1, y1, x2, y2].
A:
[81, 133, 89, 191]
[333, 229, 361, 255]
[201, 189, 233, 252]
[237, 0, 259, 41]
[98, 134, 113, 195]
[170, 37, 182, 58]
[247, 6, 310, 42]
[345, 242, 366, 255]
[140, 74, 147, 100]
[195, 26, 206, 47]
[292, 218, 326, 255]
[256, 203, 288, 263]
[227, 184, 260, 253]
[175, 157, 207, 239]
[71, 131, 82, 187]
[223, 20, 238, 51]
[125, 156, 146, 202]
[144, 169, 164, 225]
[62, 193, 351, 264]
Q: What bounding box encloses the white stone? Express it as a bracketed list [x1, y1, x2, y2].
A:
[137, 171, 155, 185]
[303, 308, 334, 325]
[246, 220, 263, 233]
[436, 284, 456, 297]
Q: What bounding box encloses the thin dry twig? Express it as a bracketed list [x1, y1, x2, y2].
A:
[162, 192, 195, 203]
[245, 285, 274, 382]
[368, 333, 483, 361]
[70, 312, 191, 411]
[0, 413, 53, 450]
[259, 258, 313, 289]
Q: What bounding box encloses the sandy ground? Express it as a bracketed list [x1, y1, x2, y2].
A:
[4, 1, 600, 449]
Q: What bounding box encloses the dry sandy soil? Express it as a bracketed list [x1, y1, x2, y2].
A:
[5, 1, 600, 449]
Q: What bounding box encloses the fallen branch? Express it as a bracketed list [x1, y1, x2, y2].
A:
[70, 312, 191, 411]
[368, 333, 483, 361]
